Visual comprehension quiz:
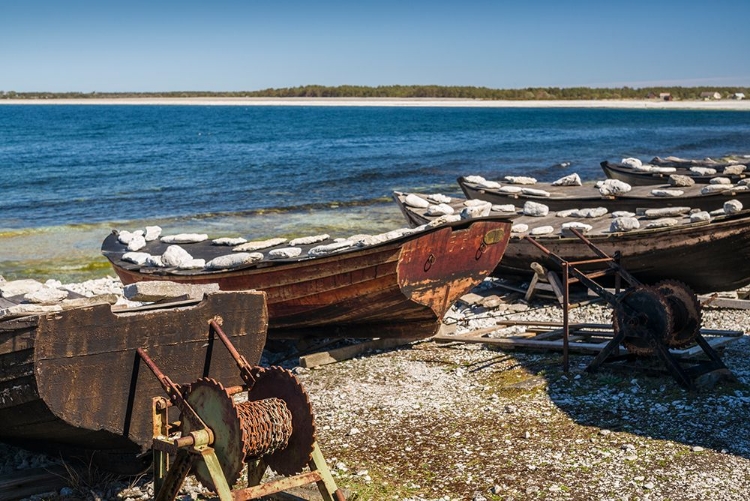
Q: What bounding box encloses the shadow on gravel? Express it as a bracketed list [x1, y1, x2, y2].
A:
[468, 329, 750, 461]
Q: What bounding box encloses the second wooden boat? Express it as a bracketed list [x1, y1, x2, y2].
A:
[393, 191, 750, 294]
[102, 218, 513, 340]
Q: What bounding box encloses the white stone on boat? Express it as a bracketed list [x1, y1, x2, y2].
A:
[144, 226, 162, 241]
[504, 176, 537, 185]
[610, 217, 640, 232]
[530, 226, 554, 236]
[122, 252, 152, 266]
[212, 237, 248, 246]
[725, 199, 743, 214]
[551, 173, 582, 186]
[404, 194, 430, 208]
[205, 252, 264, 270]
[646, 218, 679, 229]
[290, 234, 330, 246]
[426, 203, 455, 216]
[308, 241, 356, 257]
[161, 233, 209, 244]
[690, 211, 711, 223]
[162, 245, 195, 267]
[523, 201, 549, 217]
[233, 237, 288, 252]
[651, 189, 684, 197]
[268, 247, 302, 259]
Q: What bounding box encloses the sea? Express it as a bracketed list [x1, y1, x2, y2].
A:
[1, 104, 749, 283]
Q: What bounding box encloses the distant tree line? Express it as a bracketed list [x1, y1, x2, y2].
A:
[1, 86, 747, 101]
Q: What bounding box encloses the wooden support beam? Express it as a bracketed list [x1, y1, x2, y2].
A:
[299, 337, 421, 368]
[0, 466, 69, 500]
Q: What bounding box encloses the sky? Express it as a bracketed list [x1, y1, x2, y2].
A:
[2, 0, 749, 93]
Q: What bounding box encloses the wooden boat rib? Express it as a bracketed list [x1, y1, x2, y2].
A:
[0, 291, 267, 473]
[102, 218, 513, 340]
[458, 175, 750, 213]
[393, 191, 750, 294]
[600, 160, 748, 186]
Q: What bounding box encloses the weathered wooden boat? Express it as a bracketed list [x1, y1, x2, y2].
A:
[0, 290, 267, 474]
[650, 154, 749, 169]
[102, 218, 512, 340]
[458, 175, 750, 213]
[600, 160, 748, 186]
[393, 191, 750, 294]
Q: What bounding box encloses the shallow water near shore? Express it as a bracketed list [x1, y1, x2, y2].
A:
[0, 202, 405, 282]
[1, 104, 749, 281]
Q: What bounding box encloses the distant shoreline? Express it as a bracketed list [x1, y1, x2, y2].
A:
[2, 97, 750, 110]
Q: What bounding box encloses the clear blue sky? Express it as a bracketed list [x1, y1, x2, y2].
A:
[2, 0, 749, 92]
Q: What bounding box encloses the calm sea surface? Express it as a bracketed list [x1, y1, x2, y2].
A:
[1, 104, 749, 281]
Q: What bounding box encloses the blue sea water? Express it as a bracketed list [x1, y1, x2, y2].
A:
[1, 104, 749, 281]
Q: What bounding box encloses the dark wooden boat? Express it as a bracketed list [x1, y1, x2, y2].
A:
[600, 160, 748, 186]
[102, 218, 512, 340]
[0, 291, 267, 474]
[458, 175, 750, 213]
[393, 191, 750, 294]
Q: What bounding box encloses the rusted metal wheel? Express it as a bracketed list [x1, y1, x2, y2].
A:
[613, 285, 674, 355]
[247, 366, 316, 476]
[181, 378, 246, 491]
[655, 280, 702, 349]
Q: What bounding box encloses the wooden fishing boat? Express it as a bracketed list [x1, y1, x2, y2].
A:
[650, 154, 749, 169]
[102, 218, 512, 340]
[393, 191, 750, 294]
[458, 175, 750, 213]
[0, 290, 267, 474]
[600, 160, 748, 186]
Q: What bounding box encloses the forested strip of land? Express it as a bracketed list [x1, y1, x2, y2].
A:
[1, 85, 747, 101]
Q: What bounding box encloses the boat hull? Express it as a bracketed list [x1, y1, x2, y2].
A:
[0, 291, 267, 473]
[104, 219, 512, 340]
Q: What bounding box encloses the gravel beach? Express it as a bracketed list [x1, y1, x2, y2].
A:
[1, 276, 749, 500]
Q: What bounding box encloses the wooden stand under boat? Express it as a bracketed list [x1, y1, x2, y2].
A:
[102, 218, 513, 340]
[0, 291, 267, 474]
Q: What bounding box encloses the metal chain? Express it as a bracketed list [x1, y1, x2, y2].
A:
[237, 398, 293, 458]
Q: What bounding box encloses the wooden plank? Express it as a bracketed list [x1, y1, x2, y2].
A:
[672, 337, 741, 358]
[0, 466, 69, 500]
[698, 295, 750, 310]
[440, 336, 608, 353]
[434, 322, 742, 356]
[299, 337, 420, 368]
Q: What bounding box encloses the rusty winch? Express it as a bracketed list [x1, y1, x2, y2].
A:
[525, 228, 733, 391]
[138, 320, 345, 501]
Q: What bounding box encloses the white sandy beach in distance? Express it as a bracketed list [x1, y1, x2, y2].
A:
[2, 97, 750, 110]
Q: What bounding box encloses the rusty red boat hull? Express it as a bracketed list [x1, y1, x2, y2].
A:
[103, 219, 512, 340]
[0, 291, 267, 473]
